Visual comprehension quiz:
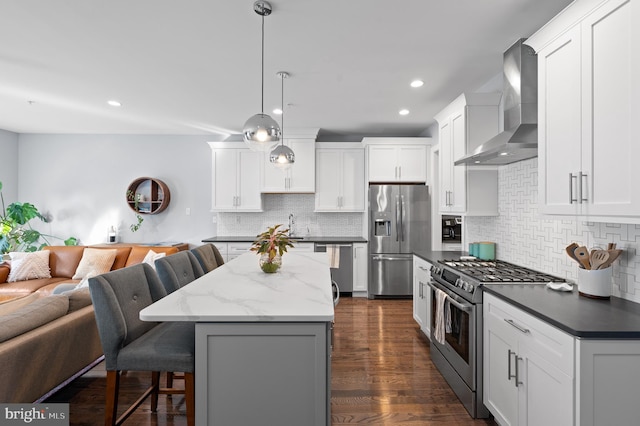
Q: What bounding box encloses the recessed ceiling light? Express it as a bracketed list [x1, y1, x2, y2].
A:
[399, 109, 410, 116]
[410, 80, 424, 88]
[273, 108, 283, 115]
[499, 152, 509, 156]
[107, 100, 122, 107]
[474, 160, 481, 164]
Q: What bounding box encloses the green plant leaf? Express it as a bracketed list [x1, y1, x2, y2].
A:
[64, 237, 78, 246]
[6, 202, 45, 225]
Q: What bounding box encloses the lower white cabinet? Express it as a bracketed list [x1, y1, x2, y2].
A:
[412, 256, 432, 338]
[288, 242, 314, 253]
[484, 293, 574, 426]
[352, 243, 367, 295]
[210, 242, 252, 263]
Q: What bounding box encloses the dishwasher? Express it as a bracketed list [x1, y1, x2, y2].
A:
[314, 243, 353, 296]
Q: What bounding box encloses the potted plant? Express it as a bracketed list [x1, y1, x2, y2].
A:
[0, 181, 77, 254]
[250, 224, 295, 273]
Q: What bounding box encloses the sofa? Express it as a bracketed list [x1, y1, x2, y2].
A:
[0, 244, 181, 403]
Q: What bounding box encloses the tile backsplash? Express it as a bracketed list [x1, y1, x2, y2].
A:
[217, 194, 365, 238]
[466, 158, 640, 303]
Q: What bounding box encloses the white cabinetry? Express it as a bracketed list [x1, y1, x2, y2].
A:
[352, 243, 368, 295]
[315, 146, 365, 212]
[210, 242, 252, 263]
[288, 242, 314, 253]
[484, 293, 574, 426]
[434, 93, 500, 215]
[528, 0, 640, 220]
[262, 139, 316, 193]
[412, 256, 432, 338]
[363, 138, 430, 183]
[209, 143, 263, 212]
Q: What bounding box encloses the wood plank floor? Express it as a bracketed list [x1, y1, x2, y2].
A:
[46, 298, 496, 425]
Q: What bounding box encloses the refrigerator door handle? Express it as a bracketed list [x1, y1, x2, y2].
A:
[400, 195, 406, 242]
[395, 195, 400, 242]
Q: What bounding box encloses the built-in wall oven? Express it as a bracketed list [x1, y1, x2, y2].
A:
[428, 259, 568, 419]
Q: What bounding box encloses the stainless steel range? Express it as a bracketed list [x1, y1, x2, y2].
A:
[428, 258, 567, 418]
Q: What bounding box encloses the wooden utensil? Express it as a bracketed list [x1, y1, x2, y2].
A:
[598, 249, 622, 269]
[573, 246, 591, 269]
[565, 243, 580, 264]
[590, 250, 610, 270]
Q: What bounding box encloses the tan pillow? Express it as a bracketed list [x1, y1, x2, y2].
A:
[8, 251, 51, 282]
[72, 248, 117, 280]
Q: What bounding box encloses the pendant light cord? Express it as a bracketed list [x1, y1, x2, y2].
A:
[261, 12, 265, 114]
[280, 73, 284, 144]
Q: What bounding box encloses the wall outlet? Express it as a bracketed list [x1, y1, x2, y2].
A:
[185, 207, 191, 216]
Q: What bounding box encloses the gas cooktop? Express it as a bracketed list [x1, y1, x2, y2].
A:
[438, 259, 567, 284]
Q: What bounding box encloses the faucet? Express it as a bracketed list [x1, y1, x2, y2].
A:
[288, 213, 295, 237]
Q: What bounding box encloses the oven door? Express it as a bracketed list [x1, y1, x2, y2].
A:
[427, 280, 476, 389]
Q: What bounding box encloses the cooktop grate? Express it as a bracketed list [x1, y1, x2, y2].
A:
[438, 259, 567, 284]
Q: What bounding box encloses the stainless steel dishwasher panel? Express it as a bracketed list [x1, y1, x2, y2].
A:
[368, 254, 413, 298]
[314, 243, 353, 294]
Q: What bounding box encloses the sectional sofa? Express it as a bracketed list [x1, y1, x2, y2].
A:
[0, 244, 181, 403]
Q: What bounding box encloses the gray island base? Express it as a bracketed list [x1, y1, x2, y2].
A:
[140, 252, 334, 426]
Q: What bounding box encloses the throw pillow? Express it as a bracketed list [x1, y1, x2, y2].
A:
[7, 251, 51, 282]
[72, 248, 117, 280]
[142, 249, 166, 270]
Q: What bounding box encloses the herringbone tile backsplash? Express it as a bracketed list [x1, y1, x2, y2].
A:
[466, 158, 640, 303]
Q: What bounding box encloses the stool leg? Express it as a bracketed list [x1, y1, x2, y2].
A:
[151, 372, 160, 412]
[105, 371, 120, 426]
[167, 371, 174, 388]
[185, 372, 195, 426]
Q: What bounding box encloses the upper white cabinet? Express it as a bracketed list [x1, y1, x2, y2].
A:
[209, 142, 263, 212]
[528, 0, 640, 220]
[315, 146, 365, 212]
[363, 138, 430, 183]
[434, 93, 501, 215]
[262, 138, 316, 193]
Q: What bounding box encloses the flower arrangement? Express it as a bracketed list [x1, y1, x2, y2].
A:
[250, 224, 294, 273]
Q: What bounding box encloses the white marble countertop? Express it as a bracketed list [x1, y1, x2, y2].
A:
[140, 252, 334, 322]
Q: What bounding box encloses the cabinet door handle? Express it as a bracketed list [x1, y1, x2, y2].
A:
[507, 349, 516, 382]
[515, 355, 523, 387]
[569, 173, 577, 204]
[398, 166, 401, 180]
[504, 318, 530, 334]
[579, 171, 588, 203]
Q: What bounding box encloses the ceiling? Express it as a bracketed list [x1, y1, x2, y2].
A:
[0, 0, 572, 140]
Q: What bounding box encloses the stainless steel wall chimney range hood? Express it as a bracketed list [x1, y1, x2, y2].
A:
[455, 38, 538, 166]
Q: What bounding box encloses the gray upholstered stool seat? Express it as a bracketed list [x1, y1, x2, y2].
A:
[116, 321, 194, 373]
[88, 263, 195, 426]
[191, 243, 225, 273]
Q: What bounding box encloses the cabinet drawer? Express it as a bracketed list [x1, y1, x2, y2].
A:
[485, 293, 574, 377]
[228, 242, 252, 254]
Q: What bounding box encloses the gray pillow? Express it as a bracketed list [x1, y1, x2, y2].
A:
[0, 295, 69, 343]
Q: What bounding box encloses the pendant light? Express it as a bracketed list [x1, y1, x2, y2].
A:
[243, 1, 280, 152]
[270, 72, 295, 170]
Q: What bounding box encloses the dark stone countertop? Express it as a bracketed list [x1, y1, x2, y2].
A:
[483, 284, 640, 339]
[413, 250, 467, 264]
[412, 250, 640, 339]
[202, 236, 367, 244]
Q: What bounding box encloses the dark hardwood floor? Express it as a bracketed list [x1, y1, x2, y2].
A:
[46, 298, 496, 425]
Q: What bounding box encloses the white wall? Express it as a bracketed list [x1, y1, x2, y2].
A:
[17, 133, 220, 247]
[0, 129, 19, 204]
[466, 158, 640, 303]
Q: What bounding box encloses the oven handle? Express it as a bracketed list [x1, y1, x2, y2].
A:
[426, 281, 473, 312]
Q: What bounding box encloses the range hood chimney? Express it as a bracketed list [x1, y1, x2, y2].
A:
[455, 38, 538, 166]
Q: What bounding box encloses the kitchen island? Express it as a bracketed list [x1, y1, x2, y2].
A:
[140, 252, 334, 426]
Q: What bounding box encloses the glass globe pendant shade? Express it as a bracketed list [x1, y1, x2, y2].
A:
[242, 113, 280, 152]
[269, 143, 295, 170]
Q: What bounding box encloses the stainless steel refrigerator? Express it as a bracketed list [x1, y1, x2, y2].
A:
[368, 184, 430, 298]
